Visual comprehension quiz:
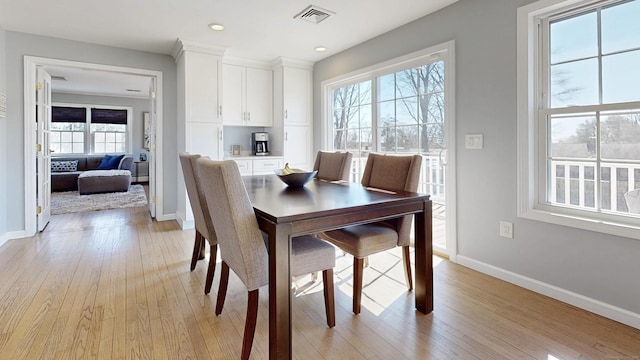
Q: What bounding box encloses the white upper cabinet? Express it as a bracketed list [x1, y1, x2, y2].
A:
[272, 60, 313, 170]
[183, 51, 222, 124]
[222, 64, 273, 127]
[283, 67, 312, 126]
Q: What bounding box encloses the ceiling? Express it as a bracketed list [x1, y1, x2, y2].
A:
[1, 0, 458, 97]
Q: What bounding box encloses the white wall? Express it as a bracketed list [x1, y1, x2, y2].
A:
[313, 0, 640, 326]
[4, 32, 178, 233]
[0, 26, 7, 244]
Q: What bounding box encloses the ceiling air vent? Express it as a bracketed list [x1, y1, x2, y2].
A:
[294, 5, 335, 24]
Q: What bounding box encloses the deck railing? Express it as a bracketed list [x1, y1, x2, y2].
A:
[550, 160, 640, 213]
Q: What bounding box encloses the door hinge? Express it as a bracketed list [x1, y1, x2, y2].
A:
[152, 196, 156, 203]
[36, 144, 42, 152]
[151, 91, 156, 99]
[36, 82, 42, 91]
[36, 205, 42, 214]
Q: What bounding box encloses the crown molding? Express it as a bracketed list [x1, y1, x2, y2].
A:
[271, 57, 314, 70]
[172, 39, 226, 62]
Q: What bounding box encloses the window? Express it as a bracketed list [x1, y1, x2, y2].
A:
[91, 108, 128, 153]
[50, 104, 131, 155]
[325, 42, 452, 198]
[51, 106, 86, 154]
[517, 0, 640, 238]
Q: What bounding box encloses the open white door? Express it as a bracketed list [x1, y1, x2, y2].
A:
[36, 66, 52, 231]
[148, 77, 157, 218]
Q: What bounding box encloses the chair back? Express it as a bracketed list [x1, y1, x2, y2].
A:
[313, 151, 353, 182]
[179, 153, 216, 242]
[196, 158, 269, 291]
[361, 153, 422, 246]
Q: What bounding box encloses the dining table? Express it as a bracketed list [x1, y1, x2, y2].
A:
[242, 175, 433, 359]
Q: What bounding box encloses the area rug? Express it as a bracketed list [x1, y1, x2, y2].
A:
[51, 184, 148, 215]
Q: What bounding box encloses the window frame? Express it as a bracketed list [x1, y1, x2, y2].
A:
[321, 41, 454, 180]
[51, 102, 133, 155]
[517, 0, 640, 239]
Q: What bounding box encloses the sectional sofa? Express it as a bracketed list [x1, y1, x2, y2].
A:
[51, 155, 133, 193]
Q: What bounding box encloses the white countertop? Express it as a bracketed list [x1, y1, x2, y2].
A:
[224, 155, 284, 160]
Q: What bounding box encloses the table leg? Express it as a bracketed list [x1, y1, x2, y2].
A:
[414, 198, 434, 314]
[268, 223, 293, 359]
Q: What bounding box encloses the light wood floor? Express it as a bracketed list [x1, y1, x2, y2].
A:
[1, 206, 639, 359]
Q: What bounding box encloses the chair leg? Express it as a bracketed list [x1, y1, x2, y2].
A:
[215, 262, 230, 316]
[322, 269, 335, 328]
[353, 257, 365, 315]
[190, 230, 203, 271]
[402, 245, 413, 291]
[204, 244, 218, 294]
[199, 233, 206, 260]
[241, 290, 259, 360]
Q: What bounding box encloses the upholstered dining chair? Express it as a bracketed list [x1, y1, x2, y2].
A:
[179, 153, 219, 294]
[319, 153, 422, 314]
[196, 158, 336, 360]
[313, 150, 353, 182]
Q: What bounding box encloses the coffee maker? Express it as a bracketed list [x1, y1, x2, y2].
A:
[252, 132, 269, 156]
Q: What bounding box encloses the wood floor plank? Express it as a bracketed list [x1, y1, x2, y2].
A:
[1, 203, 639, 359]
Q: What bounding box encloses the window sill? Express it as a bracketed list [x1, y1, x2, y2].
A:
[518, 207, 640, 241]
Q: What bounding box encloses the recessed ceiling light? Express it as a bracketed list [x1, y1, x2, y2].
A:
[208, 23, 225, 31]
[314, 46, 327, 52]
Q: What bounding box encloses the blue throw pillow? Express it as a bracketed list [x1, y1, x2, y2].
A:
[97, 154, 125, 170]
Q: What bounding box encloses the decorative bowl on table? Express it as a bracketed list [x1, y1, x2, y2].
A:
[274, 168, 317, 187]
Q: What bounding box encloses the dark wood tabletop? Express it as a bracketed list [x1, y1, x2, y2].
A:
[242, 175, 433, 359]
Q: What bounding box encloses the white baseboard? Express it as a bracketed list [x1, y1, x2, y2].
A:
[155, 213, 177, 222]
[173, 210, 194, 230]
[177, 217, 194, 230]
[456, 255, 640, 330]
[0, 230, 32, 248]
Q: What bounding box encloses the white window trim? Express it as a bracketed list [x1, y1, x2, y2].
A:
[321, 41, 455, 149]
[517, 0, 640, 240]
[52, 102, 133, 155]
[321, 40, 458, 258]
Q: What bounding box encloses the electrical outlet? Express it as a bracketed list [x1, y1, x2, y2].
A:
[499, 221, 513, 238]
[465, 134, 483, 149]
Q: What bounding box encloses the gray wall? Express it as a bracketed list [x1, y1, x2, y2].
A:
[0, 27, 6, 239]
[52, 93, 151, 161]
[4, 31, 177, 232]
[313, 0, 640, 316]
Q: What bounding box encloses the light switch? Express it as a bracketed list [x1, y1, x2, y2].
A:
[465, 134, 483, 149]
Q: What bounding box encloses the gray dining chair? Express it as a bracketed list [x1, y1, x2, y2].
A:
[179, 152, 219, 294]
[196, 158, 336, 360]
[313, 150, 353, 182]
[319, 153, 422, 314]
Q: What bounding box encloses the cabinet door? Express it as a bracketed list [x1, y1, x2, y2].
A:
[186, 122, 224, 161]
[283, 67, 311, 126]
[284, 125, 312, 170]
[222, 64, 245, 125]
[246, 67, 273, 127]
[185, 52, 220, 123]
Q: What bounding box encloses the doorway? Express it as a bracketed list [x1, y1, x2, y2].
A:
[24, 56, 164, 235]
[323, 41, 457, 260]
